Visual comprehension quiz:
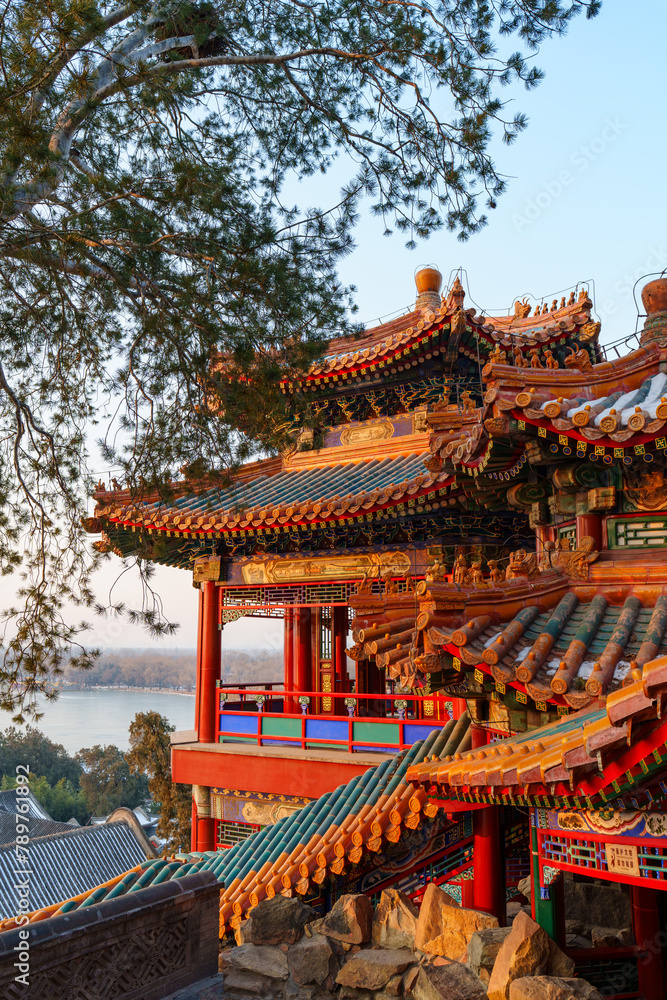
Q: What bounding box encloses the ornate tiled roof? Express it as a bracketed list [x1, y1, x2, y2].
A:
[481, 290, 595, 346]
[482, 341, 667, 449]
[348, 564, 667, 707]
[91, 449, 452, 537]
[0, 716, 472, 936]
[427, 592, 667, 711]
[0, 789, 77, 848]
[0, 815, 76, 847]
[408, 655, 667, 811]
[283, 284, 595, 390]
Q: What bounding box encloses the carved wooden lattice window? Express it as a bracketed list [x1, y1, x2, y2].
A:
[216, 820, 260, 847]
[609, 517, 667, 548]
[557, 523, 576, 548]
[319, 607, 332, 659]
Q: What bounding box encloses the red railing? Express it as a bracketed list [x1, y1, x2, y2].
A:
[217, 688, 452, 754]
[219, 681, 284, 692]
[219, 686, 450, 717]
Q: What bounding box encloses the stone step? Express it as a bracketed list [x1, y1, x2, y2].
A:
[162, 973, 225, 1000]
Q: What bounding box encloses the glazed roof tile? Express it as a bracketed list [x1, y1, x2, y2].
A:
[95, 450, 449, 534]
[408, 654, 667, 807]
[485, 344, 667, 453]
[283, 288, 593, 385]
[423, 594, 667, 710]
[0, 822, 147, 919]
[0, 715, 473, 936]
[349, 570, 667, 705]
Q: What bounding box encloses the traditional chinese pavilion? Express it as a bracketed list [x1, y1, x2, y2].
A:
[73, 268, 667, 997]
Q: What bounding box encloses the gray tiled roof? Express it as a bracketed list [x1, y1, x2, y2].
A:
[0, 815, 75, 847]
[0, 822, 147, 918]
[0, 789, 51, 821]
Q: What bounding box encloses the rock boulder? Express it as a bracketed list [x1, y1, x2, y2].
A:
[412, 962, 488, 1000]
[288, 932, 339, 987]
[324, 894, 374, 945]
[339, 988, 372, 1000]
[414, 883, 498, 960]
[563, 881, 631, 931]
[467, 927, 512, 981]
[372, 888, 419, 950]
[228, 942, 290, 981]
[591, 926, 629, 948]
[547, 938, 575, 978]
[486, 911, 549, 1000]
[509, 975, 604, 999]
[247, 895, 318, 946]
[336, 948, 414, 991]
[223, 967, 276, 996]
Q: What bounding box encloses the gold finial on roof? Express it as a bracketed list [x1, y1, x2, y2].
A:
[444, 276, 465, 311]
[415, 265, 443, 312]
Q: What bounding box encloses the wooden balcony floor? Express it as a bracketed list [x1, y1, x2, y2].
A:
[171, 738, 393, 798]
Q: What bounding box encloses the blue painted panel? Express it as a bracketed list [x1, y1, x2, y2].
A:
[305, 719, 349, 742]
[218, 713, 259, 736]
[404, 723, 442, 743]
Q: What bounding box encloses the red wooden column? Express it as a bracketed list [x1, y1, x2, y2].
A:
[190, 798, 198, 852]
[197, 581, 221, 744]
[461, 880, 475, 910]
[460, 877, 475, 909]
[193, 582, 204, 734]
[632, 886, 664, 1000]
[576, 511, 602, 550]
[333, 605, 348, 694]
[470, 724, 489, 749]
[193, 581, 220, 852]
[451, 698, 467, 720]
[284, 608, 295, 713]
[473, 805, 505, 923]
[294, 607, 313, 695]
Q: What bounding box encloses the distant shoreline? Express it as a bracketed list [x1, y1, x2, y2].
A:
[56, 685, 195, 697]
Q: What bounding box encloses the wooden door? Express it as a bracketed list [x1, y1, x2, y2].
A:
[313, 607, 336, 715]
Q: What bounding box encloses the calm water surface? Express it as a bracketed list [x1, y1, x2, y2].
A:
[0, 689, 195, 754]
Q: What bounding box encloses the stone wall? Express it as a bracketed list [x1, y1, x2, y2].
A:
[0, 871, 220, 1000]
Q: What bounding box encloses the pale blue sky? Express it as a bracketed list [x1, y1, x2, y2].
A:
[12, 2, 667, 653]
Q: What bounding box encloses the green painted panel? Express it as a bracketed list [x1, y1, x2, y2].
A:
[353, 721, 400, 745]
[609, 516, 667, 548]
[262, 716, 302, 738]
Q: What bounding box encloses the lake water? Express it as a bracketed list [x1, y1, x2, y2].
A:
[0, 690, 196, 755]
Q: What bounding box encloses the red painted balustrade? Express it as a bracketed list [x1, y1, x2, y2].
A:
[216, 688, 454, 754]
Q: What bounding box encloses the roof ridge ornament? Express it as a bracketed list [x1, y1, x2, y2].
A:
[640, 277, 667, 348]
[414, 265, 442, 312]
[444, 275, 465, 312]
